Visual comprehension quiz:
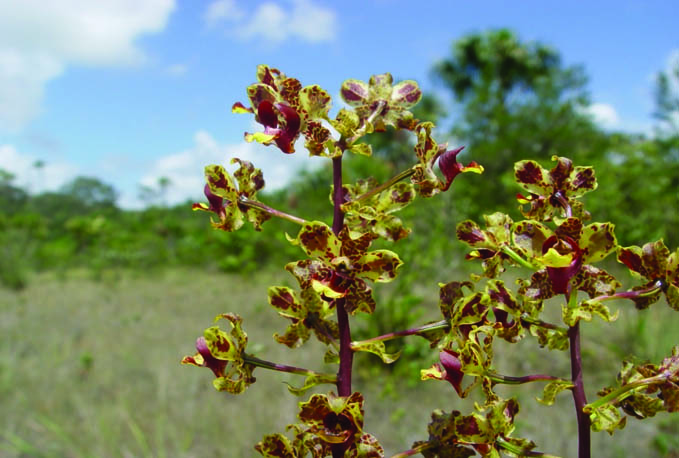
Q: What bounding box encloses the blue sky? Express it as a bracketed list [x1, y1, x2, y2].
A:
[0, 0, 677, 208]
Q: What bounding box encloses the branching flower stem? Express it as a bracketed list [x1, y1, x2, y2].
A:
[584, 373, 668, 413]
[350, 319, 450, 347]
[243, 354, 335, 379]
[519, 315, 566, 332]
[392, 442, 434, 457]
[496, 437, 561, 457]
[487, 372, 563, 385]
[591, 280, 664, 303]
[566, 291, 590, 458]
[331, 155, 353, 458]
[239, 198, 307, 225]
[351, 167, 416, 205]
[502, 246, 539, 270]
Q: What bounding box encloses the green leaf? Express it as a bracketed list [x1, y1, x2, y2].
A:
[537, 380, 574, 405]
[351, 340, 401, 364]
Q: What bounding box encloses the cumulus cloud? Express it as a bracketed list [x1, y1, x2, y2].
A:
[134, 130, 320, 209]
[205, 0, 337, 44]
[0, 144, 77, 192]
[584, 102, 621, 129]
[0, 0, 175, 131]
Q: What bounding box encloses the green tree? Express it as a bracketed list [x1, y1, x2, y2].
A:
[432, 29, 609, 218]
[0, 168, 29, 215]
[59, 176, 118, 209]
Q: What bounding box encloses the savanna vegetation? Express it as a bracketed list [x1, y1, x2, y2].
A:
[1, 29, 678, 457]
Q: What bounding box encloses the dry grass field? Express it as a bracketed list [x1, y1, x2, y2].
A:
[1, 268, 678, 457]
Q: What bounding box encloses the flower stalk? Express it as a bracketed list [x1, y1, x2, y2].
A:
[243, 354, 334, 380]
[239, 198, 307, 225]
[351, 319, 450, 347]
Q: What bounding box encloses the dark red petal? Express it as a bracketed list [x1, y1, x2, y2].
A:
[438, 146, 465, 191]
[275, 102, 301, 135]
[195, 337, 228, 378]
[543, 235, 583, 295]
[204, 184, 223, 213]
[439, 349, 464, 396]
[257, 100, 278, 128]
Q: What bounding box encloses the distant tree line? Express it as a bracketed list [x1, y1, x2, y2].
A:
[1, 29, 677, 290]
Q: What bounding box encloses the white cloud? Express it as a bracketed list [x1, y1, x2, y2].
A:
[204, 0, 244, 28]
[584, 102, 621, 129]
[0, 144, 77, 192]
[133, 130, 321, 209]
[166, 63, 188, 76]
[207, 0, 336, 44]
[0, 0, 175, 131]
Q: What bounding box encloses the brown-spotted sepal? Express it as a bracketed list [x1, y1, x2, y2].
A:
[288, 222, 403, 314]
[410, 122, 445, 197]
[412, 399, 539, 457]
[515, 218, 619, 306]
[456, 212, 514, 278]
[181, 313, 255, 394]
[301, 392, 383, 456]
[515, 156, 597, 222]
[617, 240, 679, 310]
[340, 73, 421, 132]
[341, 178, 415, 242]
[268, 284, 338, 348]
[586, 346, 679, 434]
[192, 161, 271, 231]
[236, 65, 335, 155]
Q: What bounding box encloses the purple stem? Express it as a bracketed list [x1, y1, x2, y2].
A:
[592, 280, 664, 303]
[352, 319, 450, 345]
[331, 155, 353, 458]
[492, 373, 563, 384]
[568, 321, 590, 458]
[243, 354, 330, 378]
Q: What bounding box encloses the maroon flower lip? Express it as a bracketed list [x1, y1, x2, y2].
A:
[195, 336, 228, 378]
[542, 234, 583, 295]
[439, 349, 464, 396]
[254, 100, 301, 154]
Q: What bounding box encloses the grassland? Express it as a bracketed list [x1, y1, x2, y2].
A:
[1, 268, 678, 457]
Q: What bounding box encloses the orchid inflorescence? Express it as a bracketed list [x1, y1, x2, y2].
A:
[183, 65, 678, 458]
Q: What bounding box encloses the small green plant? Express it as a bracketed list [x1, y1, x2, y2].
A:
[182, 65, 679, 457]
